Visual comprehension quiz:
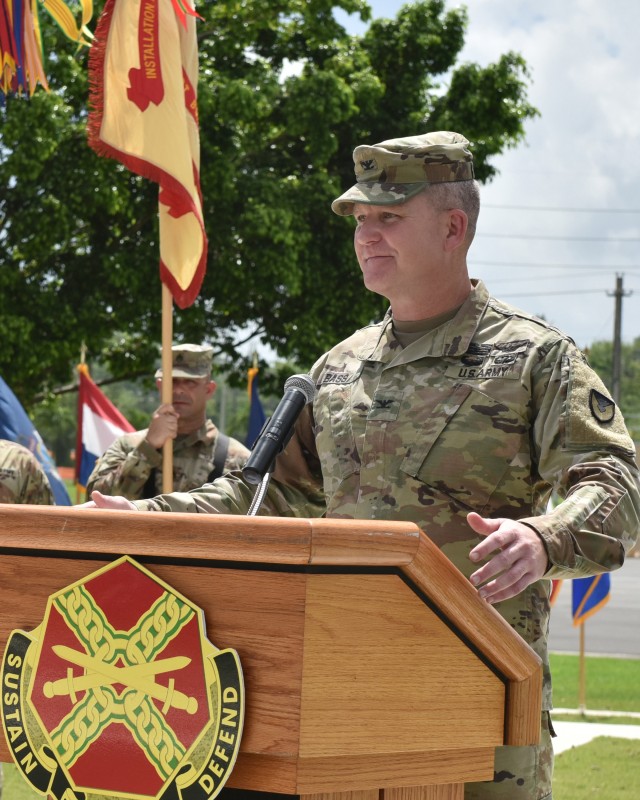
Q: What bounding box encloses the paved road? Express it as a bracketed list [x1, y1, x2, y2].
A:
[547, 557, 640, 657]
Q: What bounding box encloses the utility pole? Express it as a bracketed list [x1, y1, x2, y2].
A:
[607, 274, 632, 405]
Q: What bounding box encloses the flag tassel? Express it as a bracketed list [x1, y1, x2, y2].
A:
[85, 0, 114, 155]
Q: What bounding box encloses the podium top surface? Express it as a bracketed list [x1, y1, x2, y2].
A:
[0, 504, 420, 566]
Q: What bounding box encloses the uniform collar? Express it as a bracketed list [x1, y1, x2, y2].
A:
[177, 419, 215, 447]
[358, 279, 491, 364]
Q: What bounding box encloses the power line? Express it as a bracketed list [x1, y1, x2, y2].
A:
[471, 260, 640, 270]
[485, 272, 620, 284]
[478, 233, 640, 242]
[498, 289, 609, 298]
[484, 204, 640, 214]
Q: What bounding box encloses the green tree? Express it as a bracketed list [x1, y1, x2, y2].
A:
[0, 0, 538, 410]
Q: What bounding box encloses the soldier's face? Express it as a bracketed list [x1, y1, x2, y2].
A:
[352, 192, 451, 306]
[158, 377, 216, 422]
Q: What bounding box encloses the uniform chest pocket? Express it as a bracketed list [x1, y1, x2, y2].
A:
[313, 382, 361, 491]
[400, 383, 528, 511]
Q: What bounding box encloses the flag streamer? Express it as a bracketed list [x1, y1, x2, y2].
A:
[0, 0, 93, 98]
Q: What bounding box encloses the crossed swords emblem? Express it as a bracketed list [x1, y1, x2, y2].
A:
[43, 645, 198, 715]
[34, 578, 206, 779]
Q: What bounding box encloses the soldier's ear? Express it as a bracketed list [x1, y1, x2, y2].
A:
[443, 208, 468, 252]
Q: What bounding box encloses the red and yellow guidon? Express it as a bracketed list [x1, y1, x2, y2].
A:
[2, 556, 244, 800]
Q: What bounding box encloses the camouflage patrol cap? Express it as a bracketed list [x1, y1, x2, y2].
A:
[331, 131, 474, 216]
[155, 344, 213, 379]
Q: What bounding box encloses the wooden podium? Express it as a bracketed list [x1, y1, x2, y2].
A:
[0, 505, 542, 800]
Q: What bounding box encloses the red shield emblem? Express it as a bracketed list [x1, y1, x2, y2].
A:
[2, 556, 244, 800]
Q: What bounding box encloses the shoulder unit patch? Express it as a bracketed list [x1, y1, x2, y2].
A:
[589, 389, 615, 423]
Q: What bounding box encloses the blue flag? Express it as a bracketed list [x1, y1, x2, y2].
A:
[0, 375, 71, 506]
[246, 366, 267, 448]
[572, 574, 611, 626]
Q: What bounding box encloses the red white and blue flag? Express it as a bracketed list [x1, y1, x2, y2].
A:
[75, 365, 135, 488]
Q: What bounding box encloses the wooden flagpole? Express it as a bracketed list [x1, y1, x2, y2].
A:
[578, 622, 586, 713]
[161, 284, 174, 493]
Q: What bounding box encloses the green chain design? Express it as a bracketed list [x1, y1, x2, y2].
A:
[51, 685, 186, 776]
[48, 584, 196, 777]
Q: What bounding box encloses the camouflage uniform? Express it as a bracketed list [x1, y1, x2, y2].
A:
[128, 134, 640, 800]
[0, 439, 53, 796]
[86, 420, 250, 500]
[134, 281, 640, 799]
[0, 439, 54, 505]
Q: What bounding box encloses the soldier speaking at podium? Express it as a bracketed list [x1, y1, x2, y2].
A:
[85, 132, 640, 800]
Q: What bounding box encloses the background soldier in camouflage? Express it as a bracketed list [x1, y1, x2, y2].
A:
[86, 344, 250, 499]
[0, 439, 54, 505]
[84, 132, 640, 800]
[0, 438, 54, 797]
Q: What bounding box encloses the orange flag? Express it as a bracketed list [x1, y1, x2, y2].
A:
[88, 0, 207, 308]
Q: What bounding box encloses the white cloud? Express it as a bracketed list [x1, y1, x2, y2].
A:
[342, 0, 640, 347]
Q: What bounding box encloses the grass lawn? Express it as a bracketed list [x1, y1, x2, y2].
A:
[550, 653, 640, 717]
[553, 737, 640, 799]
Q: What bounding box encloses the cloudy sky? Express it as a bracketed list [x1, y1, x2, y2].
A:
[336, 0, 640, 350]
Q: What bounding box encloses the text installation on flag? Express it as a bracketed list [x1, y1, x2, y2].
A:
[75, 365, 135, 489]
[87, 0, 207, 308]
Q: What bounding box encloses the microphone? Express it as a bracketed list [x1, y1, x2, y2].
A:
[242, 373, 315, 485]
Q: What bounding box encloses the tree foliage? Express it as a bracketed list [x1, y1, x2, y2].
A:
[0, 0, 538, 409]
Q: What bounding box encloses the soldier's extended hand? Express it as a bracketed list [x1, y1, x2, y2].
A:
[145, 403, 179, 449]
[77, 491, 139, 511]
[467, 512, 549, 604]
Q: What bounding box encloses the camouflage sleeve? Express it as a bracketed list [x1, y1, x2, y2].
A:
[222, 436, 251, 474]
[22, 462, 55, 505]
[0, 443, 54, 505]
[134, 406, 326, 517]
[521, 340, 640, 578]
[86, 433, 161, 501]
